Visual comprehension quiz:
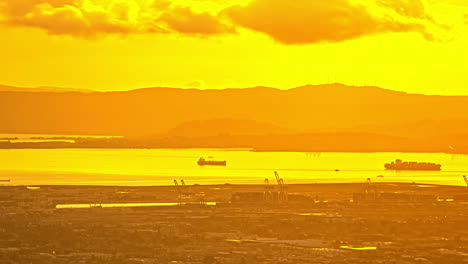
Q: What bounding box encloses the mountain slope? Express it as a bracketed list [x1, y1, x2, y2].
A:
[166, 118, 294, 137]
[0, 84, 94, 93]
[1, 84, 467, 137]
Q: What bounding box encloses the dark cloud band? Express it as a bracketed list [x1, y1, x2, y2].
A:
[0, 0, 450, 43]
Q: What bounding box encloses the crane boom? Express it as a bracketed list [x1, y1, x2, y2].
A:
[463, 175, 468, 187]
[263, 178, 272, 201]
[174, 180, 181, 197]
[274, 171, 281, 184]
[273, 171, 288, 202]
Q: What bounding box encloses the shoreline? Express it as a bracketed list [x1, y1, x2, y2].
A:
[0, 182, 464, 188]
[2, 182, 467, 212]
[2, 181, 468, 263]
[2, 182, 467, 201]
[0, 146, 467, 155]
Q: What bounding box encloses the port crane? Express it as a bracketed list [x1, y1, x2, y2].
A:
[174, 180, 187, 202]
[263, 178, 273, 201]
[174, 180, 181, 197]
[274, 171, 288, 202]
[362, 178, 379, 200]
[366, 178, 372, 186]
[174, 180, 194, 203]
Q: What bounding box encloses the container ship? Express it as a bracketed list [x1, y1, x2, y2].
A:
[197, 157, 227, 166]
[385, 159, 441, 171]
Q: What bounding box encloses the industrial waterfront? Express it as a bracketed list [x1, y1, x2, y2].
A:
[2, 149, 468, 263]
[1, 181, 468, 264]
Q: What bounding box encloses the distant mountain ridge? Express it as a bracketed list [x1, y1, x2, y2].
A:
[0, 84, 94, 93]
[1, 83, 468, 140]
[166, 118, 294, 137]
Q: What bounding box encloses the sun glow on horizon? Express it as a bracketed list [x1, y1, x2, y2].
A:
[1, 0, 468, 95]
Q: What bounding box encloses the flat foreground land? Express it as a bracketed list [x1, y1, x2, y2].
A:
[1, 183, 468, 264]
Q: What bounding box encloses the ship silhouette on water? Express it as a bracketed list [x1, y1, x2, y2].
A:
[197, 157, 227, 166]
[385, 159, 441, 171]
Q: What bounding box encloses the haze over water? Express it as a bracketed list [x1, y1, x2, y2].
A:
[1, 148, 467, 186]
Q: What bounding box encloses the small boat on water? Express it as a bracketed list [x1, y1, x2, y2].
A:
[385, 159, 441, 171]
[197, 157, 227, 166]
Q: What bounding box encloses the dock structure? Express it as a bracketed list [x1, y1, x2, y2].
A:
[263, 178, 273, 202]
[364, 178, 379, 199]
[174, 180, 188, 203]
[174, 180, 181, 198]
[274, 171, 288, 203]
[174, 180, 203, 205]
[353, 178, 380, 203]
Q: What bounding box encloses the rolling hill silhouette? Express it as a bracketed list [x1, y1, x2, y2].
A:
[1, 83, 468, 141]
[0, 84, 94, 93]
[166, 118, 294, 137]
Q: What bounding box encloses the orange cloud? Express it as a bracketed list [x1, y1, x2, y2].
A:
[0, 0, 232, 37]
[0, 0, 159, 36]
[0, 0, 451, 42]
[224, 0, 441, 44]
[376, 0, 430, 20]
[158, 6, 234, 35]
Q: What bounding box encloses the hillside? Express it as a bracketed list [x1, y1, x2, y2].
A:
[166, 119, 294, 137]
[1, 83, 468, 138]
[0, 85, 94, 93]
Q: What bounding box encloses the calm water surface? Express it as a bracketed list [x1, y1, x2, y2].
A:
[0, 149, 467, 186]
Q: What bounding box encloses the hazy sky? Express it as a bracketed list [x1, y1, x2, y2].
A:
[2, 0, 468, 94]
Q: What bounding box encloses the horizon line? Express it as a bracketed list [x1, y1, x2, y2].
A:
[0, 82, 465, 97]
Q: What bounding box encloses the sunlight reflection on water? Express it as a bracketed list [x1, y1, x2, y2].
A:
[0, 149, 467, 186]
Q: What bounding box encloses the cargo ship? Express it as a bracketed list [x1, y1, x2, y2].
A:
[385, 159, 441, 171]
[197, 157, 227, 166]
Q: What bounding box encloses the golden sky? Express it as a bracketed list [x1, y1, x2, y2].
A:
[1, 0, 468, 95]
